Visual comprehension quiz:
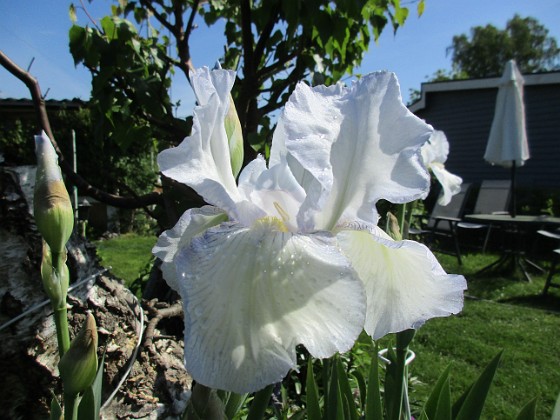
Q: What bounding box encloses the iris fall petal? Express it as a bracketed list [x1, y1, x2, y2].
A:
[176, 220, 366, 393]
[337, 227, 467, 339]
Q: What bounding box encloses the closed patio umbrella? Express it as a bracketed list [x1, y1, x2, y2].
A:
[484, 59, 530, 217]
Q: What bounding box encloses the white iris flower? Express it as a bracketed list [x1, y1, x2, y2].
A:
[153, 68, 467, 394]
[421, 130, 463, 206]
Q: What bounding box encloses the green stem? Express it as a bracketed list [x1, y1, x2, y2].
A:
[396, 203, 407, 237]
[63, 393, 80, 420]
[394, 330, 415, 420]
[54, 305, 71, 357]
[50, 251, 70, 357]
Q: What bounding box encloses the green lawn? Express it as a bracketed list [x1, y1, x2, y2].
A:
[94, 233, 157, 287]
[413, 251, 560, 419]
[93, 235, 560, 418]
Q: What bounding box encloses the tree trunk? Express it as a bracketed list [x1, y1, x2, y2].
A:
[0, 166, 191, 419]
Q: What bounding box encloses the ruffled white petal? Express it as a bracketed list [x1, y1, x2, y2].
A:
[152, 206, 227, 291]
[175, 221, 366, 393]
[237, 156, 306, 231]
[272, 72, 432, 231]
[421, 130, 449, 166]
[157, 68, 256, 220]
[336, 228, 466, 340]
[422, 130, 462, 205]
[431, 163, 463, 206]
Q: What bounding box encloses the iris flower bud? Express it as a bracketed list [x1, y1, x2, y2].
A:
[386, 212, 403, 241]
[224, 94, 244, 178]
[34, 131, 74, 254]
[214, 62, 244, 178]
[40, 242, 69, 308]
[58, 313, 98, 396]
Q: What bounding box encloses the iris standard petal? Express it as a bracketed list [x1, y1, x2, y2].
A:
[422, 130, 463, 205]
[237, 156, 306, 231]
[337, 228, 466, 340]
[275, 72, 432, 231]
[431, 163, 463, 206]
[175, 220, 366, 393]
[421, 129, 449, 166]
[152, 206, 228, 291]
[157, 68, 251, 220]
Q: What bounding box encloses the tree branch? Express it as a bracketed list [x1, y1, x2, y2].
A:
[0, 50, 163, 209]
[240, 0, 255, 77]
[252, 2, 281, 67]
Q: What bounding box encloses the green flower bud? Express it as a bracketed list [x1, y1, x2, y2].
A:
[40, 242, 69, 308]
[386, 212, 403, 241]
[225, 94, 244, 178]
[34, 131, 74, 254]
[215, 61, 244, 178]
[58, 313, 98, 396]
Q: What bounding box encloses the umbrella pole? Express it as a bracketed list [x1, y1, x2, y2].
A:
[510, 160, 517, 218]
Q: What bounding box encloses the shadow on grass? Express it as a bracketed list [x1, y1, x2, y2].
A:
[436, 251, 560, 313]
[499, 293, 560, 313]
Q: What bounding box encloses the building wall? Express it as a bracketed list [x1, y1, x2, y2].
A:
[415, 83, 560, 188]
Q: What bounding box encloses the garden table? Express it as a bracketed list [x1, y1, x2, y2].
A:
[463, 214, 560, 281]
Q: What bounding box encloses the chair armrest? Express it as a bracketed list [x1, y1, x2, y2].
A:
[434, 216, 461, 223]
[538, 230, 560, 241]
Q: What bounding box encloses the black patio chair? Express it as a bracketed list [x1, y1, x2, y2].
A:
[409, 183, 472, 265]
[457, 180, 511, 252]
[537, 229, 560, 295]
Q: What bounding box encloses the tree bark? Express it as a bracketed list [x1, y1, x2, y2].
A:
[0, 166, 191, 419]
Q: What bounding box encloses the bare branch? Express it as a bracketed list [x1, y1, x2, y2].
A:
[240, 0, 254, 77]
[0, 50, 163, 209]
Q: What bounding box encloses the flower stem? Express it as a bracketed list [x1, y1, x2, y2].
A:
[63, 393, 80, 420]
[395, 329, 415, 420]
[51, 251, 70, 357]
[54, 305, 71, 357]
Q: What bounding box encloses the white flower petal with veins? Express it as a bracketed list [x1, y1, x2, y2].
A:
[153, 67, 466, 393]
[337, 227, 466, 339]
[152, 206, 227, 291]
[176, 220, 365, 393]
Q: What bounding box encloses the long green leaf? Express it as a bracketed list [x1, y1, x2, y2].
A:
[552, 391, 560, 420]
[515, 397, 537, 420]
[433, 377, 452, 420]
[453, 351, 503, 420]
[224, 392, 248, 419]
[351, 370, 367, 411]
[366, 342, 383, 420]
[247, 385, 273, 420]
[422, 365, 452, 420]
[50, 393, 62, 420]
[337, 359, 358, 420]
[78, 351, 105, 420]
[305, 358, 322, 420]
[327, 359, 341, 420]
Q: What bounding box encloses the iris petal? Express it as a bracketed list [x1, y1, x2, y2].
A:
[431, 163, 463, 206]
[157, 68, 258, 221]
[152, 206, 228, 291]
[175, 221, 366, 393]
[422, 130, 463, 205]
[337, 228, 466, 339]
[274, 73, 432, 231]
[238, 156, 306, 231]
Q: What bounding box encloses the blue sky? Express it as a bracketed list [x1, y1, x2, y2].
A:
[1, 0, 559, 115]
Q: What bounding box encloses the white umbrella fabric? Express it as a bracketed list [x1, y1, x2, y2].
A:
[484, 59, 530, 217]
